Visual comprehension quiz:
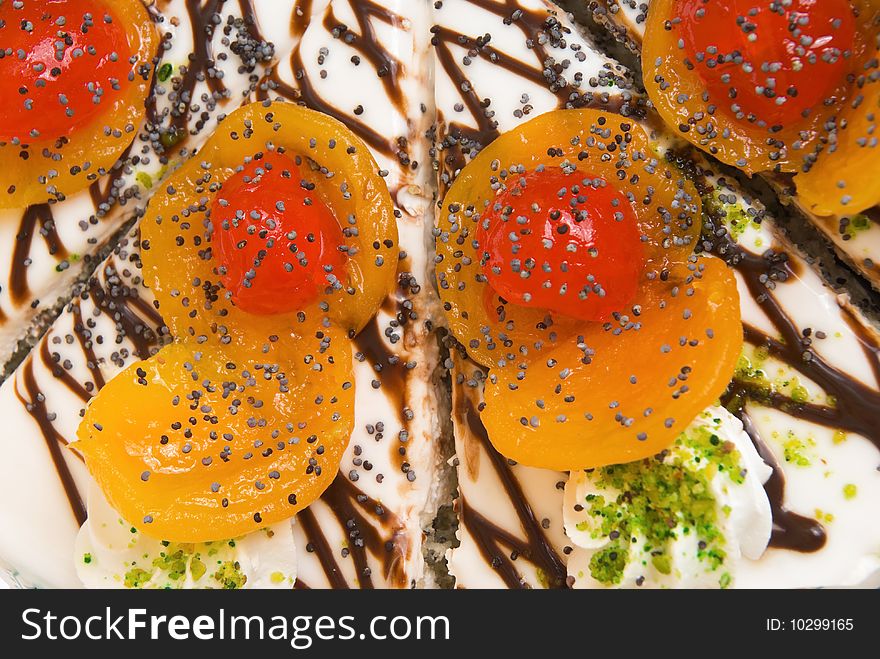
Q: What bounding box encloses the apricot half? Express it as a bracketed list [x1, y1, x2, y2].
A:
[645, 0, 880, 218]
[0, 0, 158, 208]
[437, 108, 742, 470]
[481, 258, 742, 471]
[77, 338, 353, 542]
[77, 101, 398, 541]
[436, 108, 701, 369]
[141, 102, 399, 342]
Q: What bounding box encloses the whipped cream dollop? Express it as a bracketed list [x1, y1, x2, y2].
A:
[75, 484, 296, 589]
[564, 406, 772, 588]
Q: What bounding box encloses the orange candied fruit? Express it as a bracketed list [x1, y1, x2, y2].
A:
[644, 0, 880, 217]
[76, 102, 399, 542]
[0, 0, 157, 208]
[436, 108, 742, 471]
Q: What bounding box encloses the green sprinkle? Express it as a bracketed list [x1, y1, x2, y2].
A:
[843, 213, 871, 240]
[701, 191, 762, 240]
[136, 171, 154, 190]
[651, 553, 672, 575]
[534, 567, 549, 590]
[213, 561, 247, 589]
[160, 128, 183, 149]
[82, 553, 92, 565]
[590, 543, 628, 585]
[158, 62, 173, 82]
[581, 420, 740, 585]
[790, 384, 809, 404]
[124, 567, 152, 589]
[843, 484, 858, 500]
[782, 434, 813, 467]
[191, 558, 207, 581]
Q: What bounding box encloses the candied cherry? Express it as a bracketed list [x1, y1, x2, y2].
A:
[212, 152, 347, 316]
[477, 169, 643, 322]
[0, 0, 135, 142]
[0, 0, 156, 209]
[677, 0, 856, 131]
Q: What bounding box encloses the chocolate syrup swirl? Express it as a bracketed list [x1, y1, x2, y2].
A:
[432, 0, 639, 194]
[14, 255, 168, 528]
[456, 395, 567, 589]
[730, 398, 827, 552]
[298, 474, 410, 589]
[159, 0, 269, 133]
[351, 273, 423, 468]
[671, 149, 880, 552]
[10, 204, 69, 308]
[6, 124, 136, 322]
[14, 358, 87, 526]
[256, 0, 410, 162]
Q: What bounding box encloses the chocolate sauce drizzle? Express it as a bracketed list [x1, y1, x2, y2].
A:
[432, 0, 639, 194]
[297, 474, 410, 589]
[673, 151, 880, 552]
[738, 276, 880, 452]
[9, 204, 68, 309]
[12, 252, 166, 527]
[257, 0, 408, 159]
[156, 0, 268, 133]
[6, 109, 138, 322]
[14, 359, 87, 526]
[738, 406, 826, 552]
[351, 273, 423, 468]
[456, 396, 567, 589]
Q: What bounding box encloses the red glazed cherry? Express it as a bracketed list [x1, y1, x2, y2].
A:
[477, 169, 643, 322]
[0, 0, 135, 142]
[676, 0, 855, 130]
[211, 152, 346, 316]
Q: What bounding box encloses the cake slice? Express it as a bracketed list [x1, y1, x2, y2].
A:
[255, 0, 445, 589]
[433, 0, 880, 588]
[0, 0, 444, 590]
[433, 0, 631, 588]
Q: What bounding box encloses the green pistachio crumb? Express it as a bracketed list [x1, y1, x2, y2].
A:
[136, 171, 154, 190]
[191, 558, 207, 581]
[158, 62, 174, 82]
[124, 567, 152, 589]
[782, 434, 814, 467]
[213, 561, 247, 589]
[582, 420, 741, 586]
[790, 384, 809, 404]
[589, 544, 628, 585]
[842, 213, 870, 240]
